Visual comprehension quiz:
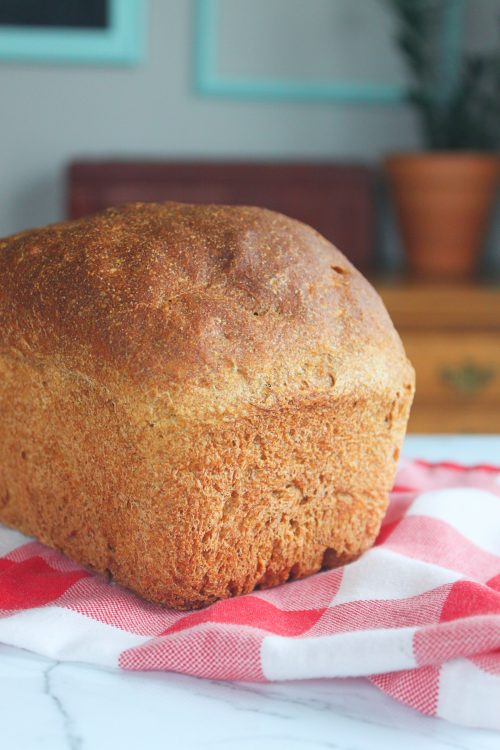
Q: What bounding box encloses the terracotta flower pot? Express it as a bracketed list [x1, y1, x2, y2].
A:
[385, 153, 499, 280]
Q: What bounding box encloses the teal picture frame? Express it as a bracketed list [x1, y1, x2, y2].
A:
[194, 0, 465, 104]
[0, 0, 145, 65]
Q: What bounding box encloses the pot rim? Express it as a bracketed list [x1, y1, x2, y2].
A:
[385, 151, 500, 165]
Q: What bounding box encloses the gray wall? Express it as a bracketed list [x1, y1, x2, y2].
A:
[0, 0, 497, 267]
[0, 0, 421, 238]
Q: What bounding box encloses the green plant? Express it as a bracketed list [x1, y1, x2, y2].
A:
[386, 0, 500, 149]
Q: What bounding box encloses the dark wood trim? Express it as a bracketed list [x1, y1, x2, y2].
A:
[68, 160, 375, 270]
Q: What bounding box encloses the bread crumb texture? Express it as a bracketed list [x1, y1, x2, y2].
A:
[0, 203, 414, 608]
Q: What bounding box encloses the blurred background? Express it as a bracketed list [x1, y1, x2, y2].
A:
[0, 0, 499, 434]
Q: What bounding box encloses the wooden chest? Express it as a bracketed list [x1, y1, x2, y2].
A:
[377, 284, 500, 434]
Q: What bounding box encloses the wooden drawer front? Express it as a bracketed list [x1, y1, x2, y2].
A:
[401, 332, 500, 433]
[403, 332, 500, 404]
[407, 405, 500, 433]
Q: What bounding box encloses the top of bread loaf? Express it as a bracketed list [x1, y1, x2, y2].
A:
[0, 202, 412, 417]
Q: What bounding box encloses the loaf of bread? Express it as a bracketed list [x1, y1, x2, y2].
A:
[0, 202, 414, 609]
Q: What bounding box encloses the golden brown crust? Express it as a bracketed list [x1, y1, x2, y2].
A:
[0, 202, 414, 608]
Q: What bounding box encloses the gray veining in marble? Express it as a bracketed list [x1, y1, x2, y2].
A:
[43, 662, 83, 750]
[1, 644, 499, 750]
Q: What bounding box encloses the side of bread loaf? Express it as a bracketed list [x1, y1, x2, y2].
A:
[0, 203, 414, 608]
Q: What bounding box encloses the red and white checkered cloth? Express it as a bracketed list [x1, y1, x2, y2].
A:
[0, 459, 499, 730]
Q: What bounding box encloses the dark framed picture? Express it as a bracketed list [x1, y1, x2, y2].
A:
[0, 0, 144, 65]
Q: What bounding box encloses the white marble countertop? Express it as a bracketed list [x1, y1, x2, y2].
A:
[1, 436, 499, 750]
